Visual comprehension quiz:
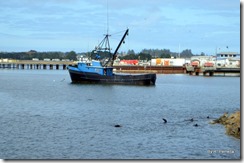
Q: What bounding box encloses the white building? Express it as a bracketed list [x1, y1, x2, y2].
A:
[215, 52, 240, 67]
[216, 52, 240, 59]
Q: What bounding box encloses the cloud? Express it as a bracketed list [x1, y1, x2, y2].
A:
[0, 0, 240, 54]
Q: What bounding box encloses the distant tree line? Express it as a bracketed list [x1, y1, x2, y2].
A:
[0, 50, 77, 60]
[0, 48, 206, 61]
[118, 48, 196, 60]
[88, 48, 197, 61]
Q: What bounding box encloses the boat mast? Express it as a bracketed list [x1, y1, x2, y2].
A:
[93, 1, 129, 67]
[94, 1, 111, 54]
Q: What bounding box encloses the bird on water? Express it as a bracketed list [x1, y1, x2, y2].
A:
[162, 118, 167, 123]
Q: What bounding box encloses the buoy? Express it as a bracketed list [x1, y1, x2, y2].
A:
[190, 118, 194, 122]
[207, 116, 210, 119]
[162, 118, 167, 123]
[194, 124, 198, 127]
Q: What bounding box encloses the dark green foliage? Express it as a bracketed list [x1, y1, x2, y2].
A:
[138, 53, 151, 60]
[0, 48, 196, 61]
[180, 49, 193, 58]
[119, 53, 137, 60]
[65, 51, 77, 60]
[127, 49, 135, 55]
[0, 51, 77, 60]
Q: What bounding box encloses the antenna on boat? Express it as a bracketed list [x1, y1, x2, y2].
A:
[93, 0, 112, 67]
[95, 0, 111, 53]
[91, 1, 129, 67]
[106, 0, 109, 35]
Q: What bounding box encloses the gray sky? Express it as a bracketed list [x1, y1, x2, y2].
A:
[0, 0, 241, 55]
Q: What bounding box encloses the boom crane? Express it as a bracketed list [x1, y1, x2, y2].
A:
[111, 28, 129, 66]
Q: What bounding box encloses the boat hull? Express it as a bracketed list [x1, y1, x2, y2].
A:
[68, 69, 156, 85]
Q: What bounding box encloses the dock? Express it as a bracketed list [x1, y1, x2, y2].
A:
[0, 60, 74, 70]
[0, 60, 240, 76]
[114, 65, 240, 76]
[185, 66, 240, 77]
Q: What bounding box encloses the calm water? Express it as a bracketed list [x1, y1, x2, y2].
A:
[0, 69, 240, 159]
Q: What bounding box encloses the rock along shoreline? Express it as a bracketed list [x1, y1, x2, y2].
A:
[210, 111, 240, 139]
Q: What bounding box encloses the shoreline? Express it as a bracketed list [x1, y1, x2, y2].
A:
[210, 111, 240, 139]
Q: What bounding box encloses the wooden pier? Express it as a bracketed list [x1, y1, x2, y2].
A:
[185, 66, 240, 77]
[0, 60, 74, 70]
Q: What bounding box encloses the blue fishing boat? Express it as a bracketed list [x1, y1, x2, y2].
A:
[68, 29, 156, 85]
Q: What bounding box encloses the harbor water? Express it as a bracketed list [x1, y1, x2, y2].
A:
[0, 69, 240, 159]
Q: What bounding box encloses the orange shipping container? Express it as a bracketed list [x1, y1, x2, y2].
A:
[156, 58, 161, 65]
[164, 60, 170, 66]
